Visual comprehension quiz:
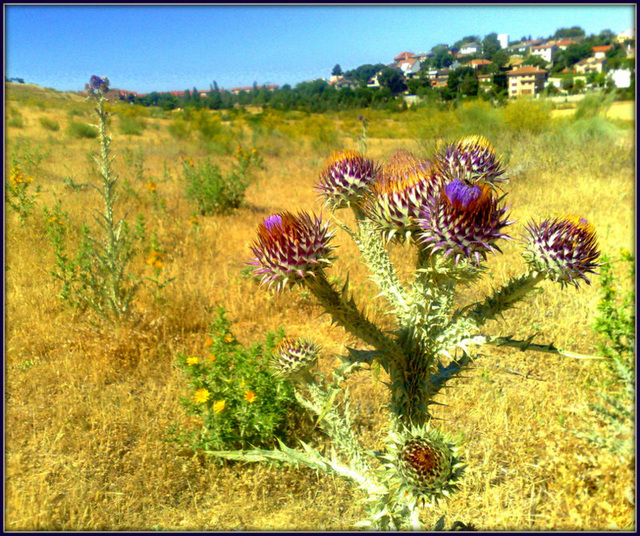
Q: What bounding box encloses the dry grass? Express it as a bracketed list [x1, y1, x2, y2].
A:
[4, 83, 636, 531]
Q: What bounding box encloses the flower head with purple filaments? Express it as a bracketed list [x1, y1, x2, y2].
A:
[363, 151, 443, 242]
[249, 211, 335, 291]
[85, 75, 110, 95]
[434, 135, 507, 187]
[417, 178, 513, 265]
[316, 150, 380, 210]
[523, 215, 600, 287]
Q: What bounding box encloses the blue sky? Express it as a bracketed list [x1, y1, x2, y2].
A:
[4, 4, 636, 93]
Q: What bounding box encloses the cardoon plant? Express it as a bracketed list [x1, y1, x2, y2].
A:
[206, 139, 602, 530]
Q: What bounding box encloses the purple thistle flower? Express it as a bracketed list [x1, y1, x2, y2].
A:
[434, 135, 507, 187]
[248, 211, 335, 291]
[363, 150, 443, 242]
[416, 178, 513, 265]
[523, 215, 601, 288]
[85, 75, 110, 95]
[271, 336, 320, 378]
[316, 150, 380, 210]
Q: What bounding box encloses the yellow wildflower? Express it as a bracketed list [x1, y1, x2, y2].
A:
[223, 334, 234, 344]
[245, 391, 256, 403]
[213, 400, 226, 413]
[146, 251, 162, 265]
[147, 182, 157, 192]
[207, 354, 217, 362]
[193, 388, 210, 404]
[620, 249, 630, 257]
[186, 356, 199, 366]
[204, 337, 213, 347]
[240, 379, 246, 388]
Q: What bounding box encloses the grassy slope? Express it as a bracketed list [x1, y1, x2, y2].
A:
[4, 83, 635, 530]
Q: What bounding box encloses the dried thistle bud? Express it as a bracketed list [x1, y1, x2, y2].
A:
[417, 178, 513, 265]
[401, 438, 452, 492]
[248, 211, 335, 291]
[434, 135, 507, 186]
[386, 425, 465, 505]
[85, 75, 110, 95]
[316, 150, 380, 210]
[271, 336, 320, 378]
[363, 150, 443, 242]
[523, 215, 600, 287]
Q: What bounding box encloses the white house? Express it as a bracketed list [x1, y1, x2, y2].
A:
[397, 57, 421, 77]
[616, 29, 635, 43]
[498, 34, 509, 49]
[530, 43, 558, 63]
[459, 42, 480, 56]
[609, 69, 632, 88]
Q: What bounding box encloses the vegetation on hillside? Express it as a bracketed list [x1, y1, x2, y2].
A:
[3, 81, 635, 531]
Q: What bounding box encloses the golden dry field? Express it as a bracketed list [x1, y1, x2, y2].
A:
[4, 83, 636, 531]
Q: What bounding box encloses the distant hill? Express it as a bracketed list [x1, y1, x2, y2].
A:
[5, 82, 87, 104]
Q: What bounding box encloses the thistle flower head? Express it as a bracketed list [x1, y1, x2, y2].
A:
[85, 75, 110, 95]
[417, 178, 513, 265]
[434, 135, 507, 187]
[363, 150, 443, 242]
[316, 150, 380, 210]
[271, 336, 320, 378]
[248, 211, 335, 291]
[523, 215, 600, 287]
[384, 425, 465, 505]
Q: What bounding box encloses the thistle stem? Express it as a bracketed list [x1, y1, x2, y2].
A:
[466, 270, 546, 327]
[305, 274, 405, 366]
[479, 335, 606, 359]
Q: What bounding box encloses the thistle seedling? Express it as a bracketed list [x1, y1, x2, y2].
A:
[207, 136, 602, 530]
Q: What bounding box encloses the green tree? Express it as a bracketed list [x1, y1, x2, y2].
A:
[454, 35, 480, 48]
[344, 63, 387, 86]
[491, 49, 511, 69]
[482, 33, 502, 61]
[554, 26, 586, 39]
[431, 44, 454, 69]
[523, 55, 548, 69]
[332, 64, 343, 76]
[443, 67, 478, 99]
[555, 42, 593, 69]
[377, 67, 407, 95]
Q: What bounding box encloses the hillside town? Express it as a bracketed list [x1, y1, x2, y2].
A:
[108, 26, 634, 107]
[329, 28, 635, 99]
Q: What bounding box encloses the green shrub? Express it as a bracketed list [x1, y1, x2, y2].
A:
[455, 100, 503, 140]
[298, 115, 341, 154]
[182, 157, 251, 216]
[67, 121, 98, 139]
[167, 118, 191, 140]
[574, 92, 615, 120]
[118, 115, 146, 136]
[574, 250, 635, 458]
[175, 308, 308, 451]
[39, 116, 61, 131]
[593, 250, 635, 393]
[501, 99, 551, 135]
[67, 107, 88, 118]
[7, 116, 25, 128]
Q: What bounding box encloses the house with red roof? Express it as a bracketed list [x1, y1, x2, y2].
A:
[397, 57, 421, 77]
[464, 59, 492, 72]
[592, 45, 613, 59]
[394, 51, 414, 62]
